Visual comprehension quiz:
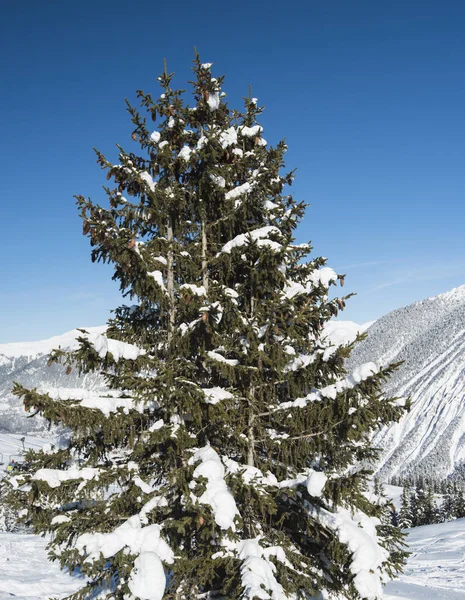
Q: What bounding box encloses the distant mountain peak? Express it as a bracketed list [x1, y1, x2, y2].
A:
[0, 326, 106, 360]
[349, 283, 465, 480]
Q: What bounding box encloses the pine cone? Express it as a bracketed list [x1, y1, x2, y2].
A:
[128, 239, 136, 249]
[65, 366, 72, 375]
[132, 132, 138, 141]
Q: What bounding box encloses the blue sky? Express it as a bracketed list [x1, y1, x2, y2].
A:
[1, 0, 464, 342]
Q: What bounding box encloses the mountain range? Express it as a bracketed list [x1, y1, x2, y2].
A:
[0, 327, 105, 433]
[349, 284, 465, 481]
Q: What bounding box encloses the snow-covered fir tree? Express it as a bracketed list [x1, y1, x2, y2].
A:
[398, 487, 413, 529]
[4, 56, 408, 600]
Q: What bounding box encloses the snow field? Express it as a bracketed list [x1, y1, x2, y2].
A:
[385, 518, 465, 599]
[0, 532, 83, 600]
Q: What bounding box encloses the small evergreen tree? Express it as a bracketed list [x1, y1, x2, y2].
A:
[440, 482, 454, 522]
[453, 486, 465, 518]
[4, 56, 408, 600]
[398, 486, 413, 529]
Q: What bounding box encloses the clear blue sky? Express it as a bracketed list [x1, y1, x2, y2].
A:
[1, 0, 464, 342]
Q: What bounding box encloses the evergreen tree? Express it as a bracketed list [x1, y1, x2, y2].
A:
[440, 482, 454, 522]
[453, 486, 465, 518]
[398, 487, 413, 529]
[413, 483, 437, 526]
[4, 56, 408, 600]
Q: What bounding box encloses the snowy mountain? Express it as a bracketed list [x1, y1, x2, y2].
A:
[349, 284, 465, 481]
[0, 327, 106, 433]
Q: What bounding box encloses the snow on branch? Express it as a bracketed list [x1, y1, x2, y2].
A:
[219, 226, 281, 255]
[85, 332, 146, 361]
[225, 182, 253, 202]
[309, 505, 388, 600]
[202, 387, 234, 405]
[148, 270, 168, 294]
[207, 350, 239, 366]
[188, 446, 238, 530]
[283, 267, 338, 300]
[213, 537, 295, 600]
[224, 458, 327, 498]
[219, 126, 237, 148]
[239, 125, 263, 137]
[236, 538, 290, 600]
[41, 388, 145, 416]
[33, 466, 101, 489]
[76, 514, 174, 600]
[278, 362, 379, 410]
[180, 283, 207, 296]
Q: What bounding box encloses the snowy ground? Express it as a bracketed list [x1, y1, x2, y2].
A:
[385, 519, 465, 599]
[1, 517, 465, 599]
[0, 532, 83, 600]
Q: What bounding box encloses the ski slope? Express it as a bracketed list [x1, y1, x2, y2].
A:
[0, 432, 52, 476]
[385, 519, 465, 599]
[0, 532, 83, 600]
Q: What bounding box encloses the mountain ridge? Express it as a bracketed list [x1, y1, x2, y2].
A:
[349, 283, 465, 480]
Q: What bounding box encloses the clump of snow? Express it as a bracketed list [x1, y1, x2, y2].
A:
[150, 131, 161, 143]
[180, 283, 207, 296]
[239, 125, 263, 137]
[158, 140, 169, 150]
[283, 353, 316, 373]
[207, 92, 220, 111]
[308, 266, 337, 288]
[237, 538, 288, 600]
[189, 446, 238, 530]
[197, 135, 208, 150]
[33, 467, 101, 489]
[219, 126, 238, 148]
[42, 388, 143, 416]
[320, 362, 378, 400]
[51, 515, 71, 525]
[210, 173, 226, 188]
[282, 282, 312, 300]
[202, 387, 234, 405]
[0, 326, 106, 359]
[139, 171, 156, 193]
[225, 182, 253, 201]
[148, 270, 166, 292]
[207, 350, 238, 366]
[306, 470, 327, 497]
[128, 551, 166, 600]
[76, 515, 173, 600]
[220, 226, 280, 255]
[178, 146, 192, 161]
[311, 506, 387, 600]
[323, 320, 366, 347]
[87, 332, 145, 361]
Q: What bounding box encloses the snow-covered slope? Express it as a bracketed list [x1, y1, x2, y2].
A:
[385, 519, 465, 599]
[0, 327, 106, 434]
[0, 531, 83, 599]
[349, 284, 465, 480]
